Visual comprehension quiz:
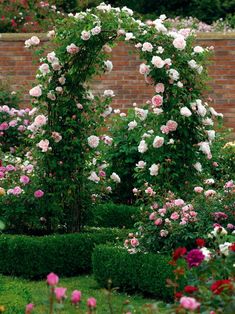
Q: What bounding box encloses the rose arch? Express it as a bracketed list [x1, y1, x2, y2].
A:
[27, 3, 219, 232]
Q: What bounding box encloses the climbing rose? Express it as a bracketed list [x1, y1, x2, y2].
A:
[153, 136, 164, 148]
[29, 85, 42, 97]
[66, 43, 79, 54]
[173, 36, 186, 50]
[180, 107, 192, 117]
[110, 172, 121, 183]
[184, 286, 198, 293]
[155, 83, 165, 93]
[142, 42, 153, 52]
[151, 56, 165, 68]
[37, 139, 50, 152]
[166, 120, 178, 131]
[152, 95, 163, 107]
[139, 63, 150, 75]
[81, 30, 91, 40]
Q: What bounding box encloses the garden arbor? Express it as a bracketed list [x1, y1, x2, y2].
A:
[28, 3, 216, 232]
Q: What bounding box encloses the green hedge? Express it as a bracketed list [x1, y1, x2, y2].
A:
[86, 203, 140, 228]
[0, 229, 128, 279]
[93, 245, 185, 302]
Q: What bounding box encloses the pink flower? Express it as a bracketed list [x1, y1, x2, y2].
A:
[155, 83, 165, 93]
[30, 36, 40, 45]
[20, 175, 30, 185]
[66, 43, 80, 54]
[139, 63, 150, 75]
[149, 212, 156, 220]
[130, 237, 139, 247]
[25, 303, 34, 314]
[180, 296, 200, 310]
[34, 115, 47, 127]
[152, 95, 163, 107]
[204, 189, 216, 197]
[39, 63, 50, 75]
[71, 290, 82, 304]
[29, 85, 42, 98]
[158, 208, 166, 215]
[87, 297, 97, 308]
[154, 218, 163, 226]
[166, 120, 178, 131]
[194, 186, 203, 193]
[34, 190, 44, 198]
[51, 132, 62, 143]
[88, 135, 99, 148]
[153, 136, 164, 148]
[227, 223, 234, 230]
[224, 180, 234, 189]
[151, 56, 165, 68]
[47, 272, 59, 286]
[174, 199, 185, 207]
[13, 186, 23, 195]
[173, 36, 186, 50]
[142, 42, 153, 52]
[160, 125, 169, 134]
[37, 139, 50, 152]
[6, 164, 15, 171]
[55, 287, 67, 301]
[171, 212, 180, 220]
[145, 187, 155, 195]
[81, 30, 91, 41]
[0, 122, 9, 130]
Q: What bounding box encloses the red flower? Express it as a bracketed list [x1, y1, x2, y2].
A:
[184, 285, 198, 293]
[196, 238, 205, 247]
[11, 19, 17, 27]
[211, 279, 233, 295]
[173, 247, 187, 261]
[229, 243, 235, 252]
[175, 292, 183, 300]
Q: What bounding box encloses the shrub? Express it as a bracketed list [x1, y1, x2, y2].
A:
[86, 203, 140, 228]
[92, 245, 185, 302]
[0, 229, 126, 278]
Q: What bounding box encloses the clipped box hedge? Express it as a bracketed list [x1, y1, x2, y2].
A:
[93, 245, 185, 302]
[0, 228, 128, 279]
[86, 203, 140, 229]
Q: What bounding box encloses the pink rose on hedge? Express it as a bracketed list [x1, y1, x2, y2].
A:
[47, 272, 59, 286]
[13, 186, 23, 195]
[173, 36, 186, 50]
[34, 115, 47, 127]
[130, 237, 139, 247]
[34, 190, 44, 198]
[152, 95, 163, 107]
[180, 296, 200, 310]
[20, 175, 30, 185]
[142, 42, 153, 52]
[149, 212, 156, 220]
[81, 30, 91, 41]
[151, 56, 165, 68]
[25, 303, 34, 313]
[29, 85, 42, 98]
[174, 199, 185, 207]
[139, 63, 150, 75]
[52, 131, 62, 143]
[153, 136, 164, 148]
[55, 287, 67, 301]
[155, 83, 165, 93]
[166, 120, 178, 131]
[87, 297, 97, 308]
[154, 218, 163, 226]
[66, 43, 80, 54]
[71, 290, 82, 304]
[160, 125, 169, 134]
[37, 139, 50, 152]
[0, 122, 9, 130]
[171, 212, 180, 220]
[194, 186, 203, 193]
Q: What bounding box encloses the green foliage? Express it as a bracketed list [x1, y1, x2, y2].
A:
[0, 230, 127, 278]
[85, 202, 140, 228]
[92, 245, 185, 302]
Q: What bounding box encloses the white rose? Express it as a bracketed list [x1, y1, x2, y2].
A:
[200, 247, 211, 261]
[149, 164, 159, 176]
[151, 56, 165, 68]
[88, 171, 100, 183]
[128, 120, 137, 131]
[219, 242, 231, 256]
[138, 140, 148, 153]
[87, 135, 99, 148]
[110, 172, 121, 183]
[180, 107, 192, 117]
[104, 60, 113, 72]
[194, 46, 204, 53]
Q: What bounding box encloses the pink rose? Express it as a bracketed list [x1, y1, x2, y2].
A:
[13, 186, 23, 195]
[29, 85, 42, 98]
[151, 56, 165, 68]
[160, 229, 168, 237]
[142, 42, 153, 52]
[149, 212, 156, 220]
[152, 95, 163, 107]
[0, 122, 9, 130]
[87, 297, 97, 308]
[204, 189, 216, 197]
[55, 287, 67, 301]
[158, 208, 166, 215]
[194, 186, 203, 193]
[25, 303, 34, 314]
[171, 212, 180, 220]
[51, 131, 62, 143]
[174, 199, 185, 207]
[39, 63, 50, 75]
[154, 218, 163, 226]
[166, 120, 178, 131]
[81, 31, 91, 41]
[20, 175, 30, 185]
[71, 290, 82, 304]
[34, 115, 47, 127]
[160, 125, 169, 134]
[153, 136, 164, 148]
[173, 36, 186, 50]
[30, 36, 40, 45]
[139, 63, 150, 75]
[34, 190, 44, 198]
[180, 296, 200, 311]
[37, 139, 50, 152]
[155, 83, 165, 93]
[47, 272, 59, 286]
[66, 43, 80, 54]
[88, 135, 99, 148]
[130, 237, 139, 247]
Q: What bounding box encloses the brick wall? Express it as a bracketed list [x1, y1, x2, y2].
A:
[0, 32, 235, 133]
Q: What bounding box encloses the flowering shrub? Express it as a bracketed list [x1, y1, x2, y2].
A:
[168, 229, 235, 313]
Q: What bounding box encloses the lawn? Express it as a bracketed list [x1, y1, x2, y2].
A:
[0, 275, 157, 314]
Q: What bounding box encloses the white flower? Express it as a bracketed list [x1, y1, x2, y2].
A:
[47, 30, 55, 38]
[200, 247, 211, 261]
[122, 6, 133, 16]
[88, 171, 100, 183]
[139, 63, 150, 75]
[209, 107, 223, 118]
[173, 36, 186, 50]
[199, 141, 211, 158]
[211, 226, 228, 237]
[153, 108, 163, 115]
[110, 172, 121, 183]
[128, 120, 137, 131]
[197, 103, 207, 117]
[149, 164, 159, 176]
[81, 30, 91, 41]
[204, 178, 215, 185]
[39, 63, 50, 76]
[138, 140, 148, 153]
[136, 161, 146, 169]
[135, 108, 148, 120]
[194, 46, 204, 53]
[177, 81, 183, 88]
[104, 60, 113, 72]
[151, 56, 165, 68]
[103, 90, 115, 97]
[206, 130, 216, 141]
[203, 117, 214, 126]
[193, 162, 202, 172]
[87, 135, 99, 148]
[180, 107, 192, 117]
[219, 242, 231, 256]
[188, 59, 198, 69]
[91, 26, 101, 35]
[142, 42, 153, 52]
[167, 69, 180, 81]
[125, 32, 135, 41]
